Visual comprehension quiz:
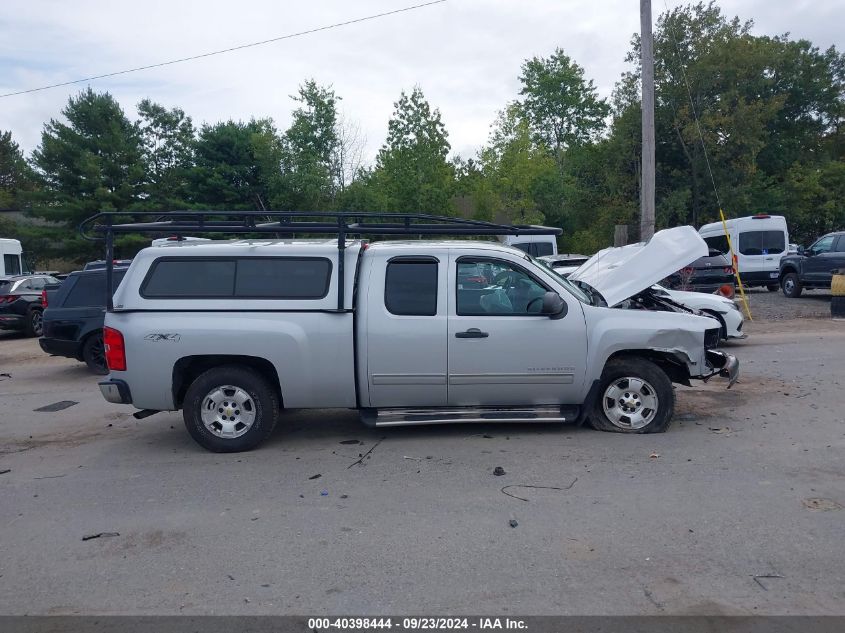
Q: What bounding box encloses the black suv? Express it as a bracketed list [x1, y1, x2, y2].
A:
[664, 249, 736, 295]
[39, 268, 127, 374]
[779, 231, 845, 297]
[0, 274, 61, 336]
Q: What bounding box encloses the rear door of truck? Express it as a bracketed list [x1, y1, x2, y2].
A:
[361, 252, 449, 408]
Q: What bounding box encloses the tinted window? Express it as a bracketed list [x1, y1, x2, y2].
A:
[457, 259, 548, 315]
[810, 235, 835, 254]
[385, 260, 438, 316]
[64, 270, 127, 308]
[235, 258, 331, 298]
[142, 258, 332, 299]
[834, 236, 845, 253]
[738, 230, 785, 256]
[0, 281, 12, 294]
[532, 242, 555, 257]
[511, 242, 531, 254]
[3, 254, 21, 275]
[703, 235, 730, 254]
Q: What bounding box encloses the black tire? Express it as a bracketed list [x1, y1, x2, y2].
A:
[701, 310, 727, 341]
[766, 284, 779, 292]
[781, 272, 802, 298]
[24, 308, 43, 337]
[82, 332, 109, 375]
[590, 357, 675, 434]
[182, 365, 279, 453]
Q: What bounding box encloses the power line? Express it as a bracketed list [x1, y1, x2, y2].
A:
[0, 0, 447, 99]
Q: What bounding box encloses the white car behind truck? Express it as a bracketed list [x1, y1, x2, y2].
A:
[85, 212, 738, 453]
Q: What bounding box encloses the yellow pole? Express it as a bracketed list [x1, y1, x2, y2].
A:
[719, 208, 752, 320]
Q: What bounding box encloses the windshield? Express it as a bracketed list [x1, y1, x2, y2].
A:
[530, 255, 593, 304]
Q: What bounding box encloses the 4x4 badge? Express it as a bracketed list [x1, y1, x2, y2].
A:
[144, 333, 181, 342]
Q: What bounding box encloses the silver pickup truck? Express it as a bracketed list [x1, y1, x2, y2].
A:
[88, 212, 738, 452]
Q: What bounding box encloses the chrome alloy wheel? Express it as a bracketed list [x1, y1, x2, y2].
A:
[200, 385, 256, 438]
[601, 376, 659, 430]
[783, 277, 795, 294]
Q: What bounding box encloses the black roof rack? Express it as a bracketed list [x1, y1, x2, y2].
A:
[79, 210, 562, 312]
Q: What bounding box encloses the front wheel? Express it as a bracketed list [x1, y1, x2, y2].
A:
[590, 358, 675, 434]
[183, 365, 280, 452]
[781, 272, 802, 298]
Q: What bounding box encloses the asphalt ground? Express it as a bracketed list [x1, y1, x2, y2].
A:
[0, 291, 843, 615]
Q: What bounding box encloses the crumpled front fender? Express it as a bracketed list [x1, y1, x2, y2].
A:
[705, 350, 740, 388]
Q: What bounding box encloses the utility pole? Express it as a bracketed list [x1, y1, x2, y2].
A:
[640, 0, 655, 241]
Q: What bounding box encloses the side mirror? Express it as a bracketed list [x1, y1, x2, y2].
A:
[541, 291, 568, 320]
[798, 245, 806, 256]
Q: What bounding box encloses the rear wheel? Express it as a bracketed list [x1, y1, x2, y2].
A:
[25, 308, 43, 337]
[782, 272, 802, 298]
[182, 365, 279, 452]
[82, 332, 108, 375]
[590, 358, 674, 434]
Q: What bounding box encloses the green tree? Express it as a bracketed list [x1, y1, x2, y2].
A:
[191, 119, 275, 209]
[31, 88, 144, 225]
[374, 87, 454, 213]
[0, 130, 35, 211]
[278, 80, 340, 209]
[517, 48, 610, 170]
[479, 105, 557, 225]
[137, 99, 195, 208]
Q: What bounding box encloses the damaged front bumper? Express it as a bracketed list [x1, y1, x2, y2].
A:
[703, 350, 740, 388]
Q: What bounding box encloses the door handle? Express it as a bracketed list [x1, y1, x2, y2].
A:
[455, 328, 489, 339]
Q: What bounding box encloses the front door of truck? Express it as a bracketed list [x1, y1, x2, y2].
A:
[803, 235, 837, 285]
[364, 255, 448, 408]
[447, 255, 587, 406]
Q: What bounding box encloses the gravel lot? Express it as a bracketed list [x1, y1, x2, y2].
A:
[1, 291, 843, 616]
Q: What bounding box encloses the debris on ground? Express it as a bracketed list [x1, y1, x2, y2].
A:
[308, 473, 321, 480]
[501, 478, 578, 502]
[709, 427, 735, 435]
[508, 519, 518, 528]
[320, 489, 328, 496]
[403, 456, 422, 461]
[339, 439, 361, 445]
[0, 469, 10, 475]
[752, 574, 784, 590]
[340, 494, 348, 499]
[649, 452, 660, 459]
[493, 466, 506, 476]
[347, 438, 385, 469]
[0, 373, 10, 381]
[802, 498, 843, 511]
[81, 532, 119, 541]
[34, 400, 78, 413]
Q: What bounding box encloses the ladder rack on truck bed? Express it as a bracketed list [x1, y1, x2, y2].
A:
[79, 211, 562, 312]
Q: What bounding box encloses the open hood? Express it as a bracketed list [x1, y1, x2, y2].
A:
[568, 226, 708, 307]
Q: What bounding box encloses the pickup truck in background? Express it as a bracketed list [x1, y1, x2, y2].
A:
[86, 212, 739, 453]
[779, 231, 845, 297]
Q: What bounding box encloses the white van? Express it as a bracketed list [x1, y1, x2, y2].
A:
[497, 233, 558, 257]
[0, 238, 25, 277]
[699, 214, 789, 289]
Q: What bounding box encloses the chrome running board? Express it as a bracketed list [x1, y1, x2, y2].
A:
[360, 406, 578, 427]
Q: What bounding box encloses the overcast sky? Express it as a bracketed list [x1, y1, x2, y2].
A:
[1, 0, 842, 163]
